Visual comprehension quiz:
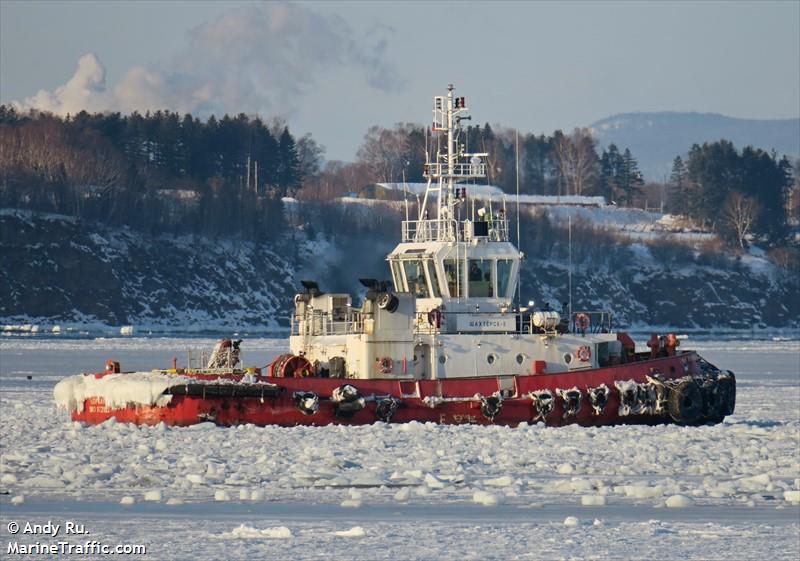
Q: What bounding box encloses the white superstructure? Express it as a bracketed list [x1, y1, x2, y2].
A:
[290, 85, 621, 379]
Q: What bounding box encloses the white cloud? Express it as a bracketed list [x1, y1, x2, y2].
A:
[19, 53, 110, 114]
[13, 1, 398, 117]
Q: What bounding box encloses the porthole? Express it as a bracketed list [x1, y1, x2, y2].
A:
[487, 353, 497, 365]
[564, 353, 572, 364]
[515, 353, 525, 365]
[439, 354, 447, 364]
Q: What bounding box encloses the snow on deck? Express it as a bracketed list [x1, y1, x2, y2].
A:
[54, 371, 179, 412]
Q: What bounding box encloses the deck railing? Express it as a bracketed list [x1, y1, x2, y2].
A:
[291, 310, 366, 337]
[423, 162, 486, 178]
[291, 309, 613, 337]
[569, 311, 614, 334]
[401, 219, 510, 242]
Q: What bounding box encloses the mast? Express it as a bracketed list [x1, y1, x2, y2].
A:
[412, 84, 488, 243]
[445, 84, 455, 219]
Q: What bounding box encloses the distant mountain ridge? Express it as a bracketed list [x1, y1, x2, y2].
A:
[589, 112, 800, 181]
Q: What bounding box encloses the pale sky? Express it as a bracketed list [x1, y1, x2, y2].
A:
[1, 0, 798, 161]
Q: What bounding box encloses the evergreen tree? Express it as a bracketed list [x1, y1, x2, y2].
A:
[521, 134, 551, 195]
[598, 144, 623, 203]
[276, 126, 300, 196]
[617, 148, 644, 206]
[686, 140, 739, 229]
[667, 155, 687, 214]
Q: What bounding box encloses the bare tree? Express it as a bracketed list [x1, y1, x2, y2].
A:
[356, 125, 411, 184]
[569, 128, 599, 196]
[296, 133, 325, 179]
[723, 192, 760, 250]
[552, 128, 598, 196]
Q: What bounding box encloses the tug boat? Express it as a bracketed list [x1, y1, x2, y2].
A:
[55, 85, 736, 428]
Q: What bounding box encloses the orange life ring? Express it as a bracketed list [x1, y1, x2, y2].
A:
[575, 313, 590, 332]
[376, 357, 393, 374]
[576, 345, 592, 362]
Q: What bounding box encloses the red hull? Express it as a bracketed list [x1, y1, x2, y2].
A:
[70, 352, 733, 427]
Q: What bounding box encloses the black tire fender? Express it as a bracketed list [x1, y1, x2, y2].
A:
[668, 379, 703, 424]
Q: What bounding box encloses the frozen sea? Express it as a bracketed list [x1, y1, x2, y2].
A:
[0, 336, 798, 560]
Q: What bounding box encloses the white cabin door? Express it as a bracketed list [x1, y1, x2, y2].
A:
[413, 344, 430, 379]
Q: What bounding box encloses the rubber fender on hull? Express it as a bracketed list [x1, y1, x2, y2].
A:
[667, 379, 703, 424]
[293, 391, 320, 415]
[163, 383, 282, 398]
[480, 394, 503, 421]
[717, 372, 736, 417]
[530, 390, 555, 422]
[705, 371, 736, 423]
[331, 384, 366, 418]
[556, 387, 582, 419]
[588, 384, 610, 415]
[699, 377, 723, 420]
[375, 397, 399, 422]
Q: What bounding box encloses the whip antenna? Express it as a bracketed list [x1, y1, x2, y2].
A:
[568, 214, 573, 323]
[515, 129, 522, 309]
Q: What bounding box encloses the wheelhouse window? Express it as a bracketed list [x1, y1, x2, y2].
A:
[443, 259, 462, 298]
[468, 259, 493, 297]
[403, 260, 429, 298]
[426, 260, 442, 298]
[390, 260, 405, 292]
[497, 259, 513, 298]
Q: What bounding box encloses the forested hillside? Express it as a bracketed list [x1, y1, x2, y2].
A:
[2, 107, 796, 251]
[0, 106, 323, 238]
[1, 107, 798, 332]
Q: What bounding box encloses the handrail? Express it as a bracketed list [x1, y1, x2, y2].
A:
[291, 310, 367, 337]
[423, 162, 487, 178]
[570, 310, 613, 334]
[401, 219, 510, 242]
[290, 308, 613, 338]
